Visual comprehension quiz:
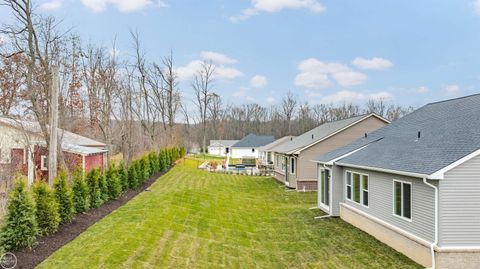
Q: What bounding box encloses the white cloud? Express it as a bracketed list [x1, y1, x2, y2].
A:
[266, 97, 276, 103]
[320, 90, 393, 104]
[305, 89, 322, 98]
[294, 58, 367, 89]
[442, 84, 460, 96]
[40, 0, 63, 10]
[230, 0, 325, 22]
[250, 75, 268, 88]
[233, 87, 248, 97]
[417, 86, 429, 93]
[200, 51, 238, 64]
[352, 57, 393, 70]
[81, 0, 158, 12]
[176, 60, 244, 81]
[331, 71, 367, 87]
[473, 0, 480, 15]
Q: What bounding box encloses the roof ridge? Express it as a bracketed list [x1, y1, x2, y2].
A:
[426, 93, 480, 106]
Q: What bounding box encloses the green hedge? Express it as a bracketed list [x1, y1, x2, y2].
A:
[0, 178, 38, 250]
[0, 147, 185, 252]
[33, 181, 60, 235]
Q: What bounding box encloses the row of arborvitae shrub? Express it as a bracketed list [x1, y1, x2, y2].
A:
[0, 147, 185, 253]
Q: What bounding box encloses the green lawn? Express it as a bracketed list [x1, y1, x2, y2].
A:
[38, 159, 420, 269]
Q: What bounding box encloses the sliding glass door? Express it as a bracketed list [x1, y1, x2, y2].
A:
[319, 168, 330, 209]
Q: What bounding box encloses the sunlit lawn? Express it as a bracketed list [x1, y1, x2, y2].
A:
[38, 159, 420, 268]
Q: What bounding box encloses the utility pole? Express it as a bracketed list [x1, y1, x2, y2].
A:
[48, 66, 59, 185]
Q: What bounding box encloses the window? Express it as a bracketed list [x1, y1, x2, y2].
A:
[41, 155, 48, 171]
[362, 175, 369, 206]
[290, 158, 295, 174]
[346, 172, 352, 200]
[353, 173, 361, 203]
[394, 180, 412, 220]
[346, 171, 369, 207]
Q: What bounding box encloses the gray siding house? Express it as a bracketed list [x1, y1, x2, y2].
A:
[272, 114, 388, 191]
[312, 94, 480, 268]
[258, 136, 295, 167]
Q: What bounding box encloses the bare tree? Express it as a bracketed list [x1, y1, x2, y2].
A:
[208, 94, 222, 139]
[280, 91, 297, 134]
[365, 98, 387, 117]
[192, 61, 215, 152]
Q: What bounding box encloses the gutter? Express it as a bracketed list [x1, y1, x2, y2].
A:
[423, 177, 438, 269]
[335, 162, 433, 180]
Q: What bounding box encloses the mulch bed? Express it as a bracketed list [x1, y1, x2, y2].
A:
[12, 167, 172, 269]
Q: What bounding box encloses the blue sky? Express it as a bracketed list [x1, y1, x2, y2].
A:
[2, 0, 480, 107]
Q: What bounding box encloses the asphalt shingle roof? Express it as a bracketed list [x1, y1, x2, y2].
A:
[273, 114, 375, 154]
[259, 136, 295, 152]
[232, 134, 275, 148]
[0, 117, 106, 147]
[313, 94, 480, 176]
[209, 140, 238, 147]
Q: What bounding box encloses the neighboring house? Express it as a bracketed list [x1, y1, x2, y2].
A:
[258, 136, 295, 167]
[207, 140, 238, 157]
[312, 94, 480, 268]
[230, 134, 275, 159]
[272, 114, 388, 191]
[0, 117, 107, 184]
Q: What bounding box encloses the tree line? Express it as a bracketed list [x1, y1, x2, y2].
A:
[0, 0, 414, 161]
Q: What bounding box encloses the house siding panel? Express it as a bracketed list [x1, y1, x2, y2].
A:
[296, 116, 387, 182]
[85, 154, 104, 172]
[341, 167, 436, 242]
[230, 148, 259, 159]
[439, 154, 480, 247]
[331, 164, 343, 215]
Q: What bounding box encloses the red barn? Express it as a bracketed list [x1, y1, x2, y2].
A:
[0, 117, 107, 184]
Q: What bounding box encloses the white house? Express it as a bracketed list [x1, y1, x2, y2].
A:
[207, 140, 238, 157]
[230, 134, 275, 159]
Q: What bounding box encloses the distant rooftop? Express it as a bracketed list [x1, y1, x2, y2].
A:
[209, 140, 239, 147]
[274, 114, 387, 154]
[0, 117, 107, 148]
[232, 134, 275, 148]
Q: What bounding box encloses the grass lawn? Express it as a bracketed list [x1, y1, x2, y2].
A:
[38, 159, 420, 269]
[190, 153, 225, 161]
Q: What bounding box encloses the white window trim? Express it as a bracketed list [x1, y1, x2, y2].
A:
[392, 179, 413, 222]
[41, 155, 48, 171]
[345, 170, 369, 208]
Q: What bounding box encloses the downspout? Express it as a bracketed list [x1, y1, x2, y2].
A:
[315, 164, 333, 220]
[423, 177, 438, 269]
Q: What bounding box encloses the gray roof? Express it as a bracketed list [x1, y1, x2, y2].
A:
[232, 134, 275, 148]
[209, 140, 238, 147]
[259, 136, 296, 152]
[274, 114, 382, 154]
[314, 94, 480, 176]
[0, 117, 107, 148]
